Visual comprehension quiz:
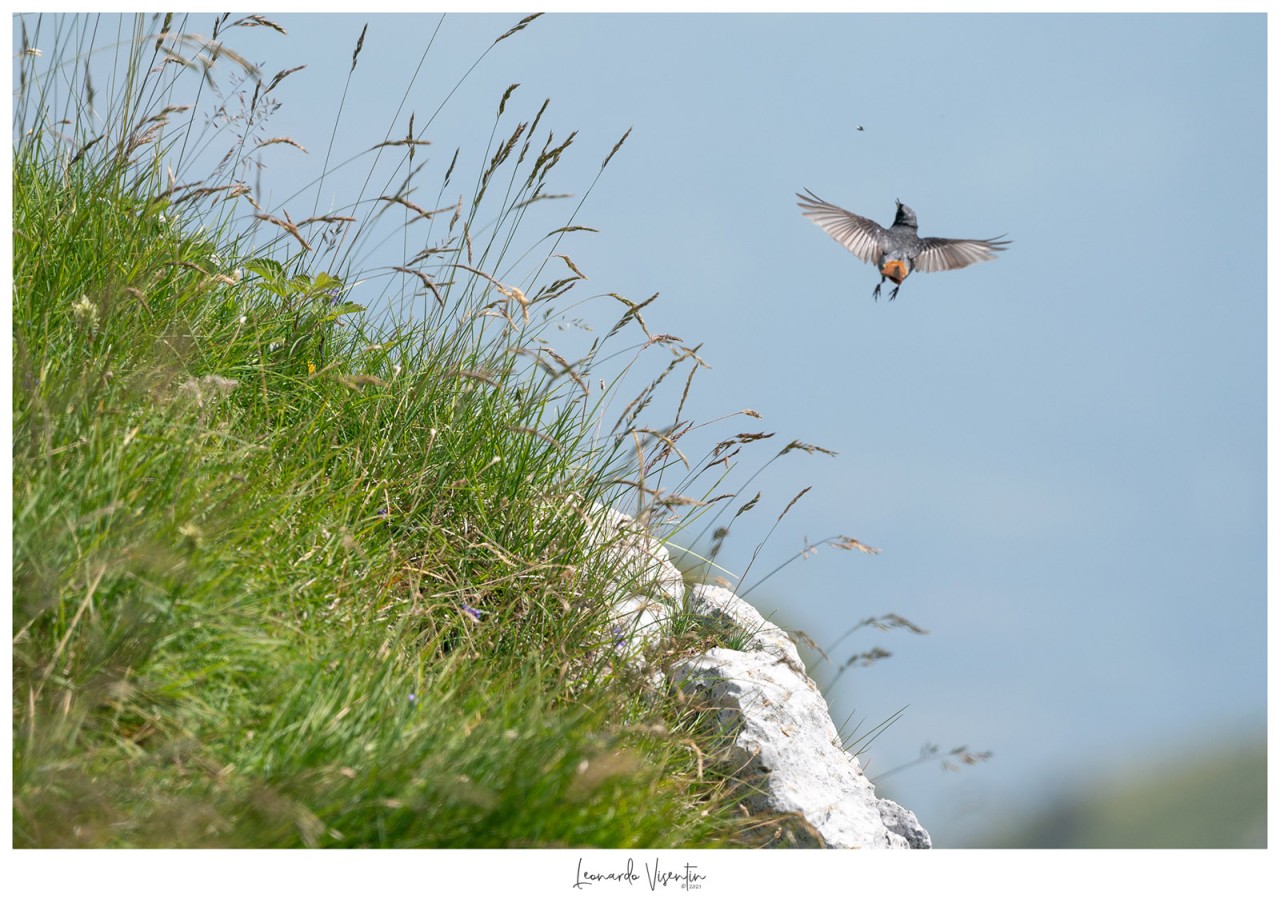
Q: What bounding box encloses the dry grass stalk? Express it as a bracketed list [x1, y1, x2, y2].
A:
[125, 124, 164, 157]
[506, 425, 565, 452]
[148, 33, 261, 82]
[379, 195, 431, 218]
[452, 264, 530, 324]
[498, 83, 520, 116]
[512, 192, 572, 210]
[544, 225, 598, 237]
[553, 254, 587, 280]
[255, 136, 307, 153]
[777, 486, 812, 523]
[67, 135, 104, 168]
[231, 14, 286, 35]
[172, 183, 250, 206]
[334, 374, 388, 390]
[632, 428, 689, 469]
[538, 346, 588, 395]
[831, 536, 882, 556]
[254, 211, 312, 251]
[446, 368, 499, 386]
[349, 23, 367, 72]
[493, 13, 543, 45]
[601, 127, 632, 170]
[371, 137, 431, 151]
[392, 266, 445, 308]
[296, 214, 355, 227]
[605, 291, 658, 340]
[263, 65, 305, 94]
[779, 439, 837, 458]
[408, 244, 457, 265]
[145, 104, 191, 123]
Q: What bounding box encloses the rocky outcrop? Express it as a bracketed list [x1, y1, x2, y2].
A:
[594, 507, 930, 849]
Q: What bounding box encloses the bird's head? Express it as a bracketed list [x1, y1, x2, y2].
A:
[893, 199, 918, 229]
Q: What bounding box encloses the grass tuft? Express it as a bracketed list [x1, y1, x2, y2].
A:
[11, 12, 767, 848]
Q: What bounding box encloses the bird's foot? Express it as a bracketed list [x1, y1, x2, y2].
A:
[872, 283, 882, 302]
[888, 286, 900, 302]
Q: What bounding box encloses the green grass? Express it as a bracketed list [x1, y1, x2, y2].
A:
[11, 12, 782, 848]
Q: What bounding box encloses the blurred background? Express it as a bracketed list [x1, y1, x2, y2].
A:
[18, 11, 1265, 847]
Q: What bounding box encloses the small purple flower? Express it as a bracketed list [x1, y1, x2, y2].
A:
[460, 604, 483, 621]
[407, 693, 418, 705]
[611, 624, 628, 652]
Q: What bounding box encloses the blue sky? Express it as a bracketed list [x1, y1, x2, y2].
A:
[14, 10, 1267, 851]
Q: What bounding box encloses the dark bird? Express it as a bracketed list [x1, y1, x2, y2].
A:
[797, 189, 1010, 301]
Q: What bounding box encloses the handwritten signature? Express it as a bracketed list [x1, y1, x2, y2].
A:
[573, 857, 707, 891]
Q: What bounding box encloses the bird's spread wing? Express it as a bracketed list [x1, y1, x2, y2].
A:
[912, 236, 1011, 273]
[796, 189, 886, 266]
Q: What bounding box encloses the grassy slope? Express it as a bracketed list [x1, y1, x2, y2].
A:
[12, 14, 775, 848]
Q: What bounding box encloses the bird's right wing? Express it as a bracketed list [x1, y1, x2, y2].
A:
[913, 235, 1011, 273]
[796, 189, 886, 266]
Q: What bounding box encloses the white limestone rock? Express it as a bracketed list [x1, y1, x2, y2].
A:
[877, 797, 932, 849]
[670, 584, 930, 850]
[581, 506, 683, 673]
[685, 582, 806, 673]
[606, 593, 670, 661]
[573, 514, 931, 849]
[587, 505, 685, 604]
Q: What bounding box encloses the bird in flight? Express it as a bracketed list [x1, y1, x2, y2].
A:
[797, 189, 1010, 301]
